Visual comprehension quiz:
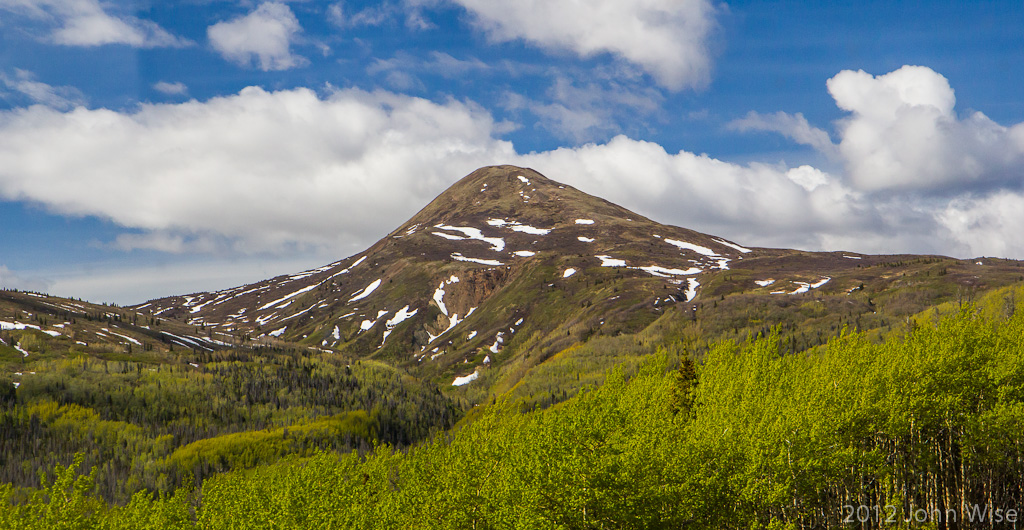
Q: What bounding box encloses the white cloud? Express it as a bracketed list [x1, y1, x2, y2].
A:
[329, 1, 432, 30]
[498, 73, 662, 143]
[2, 83, 865, 262]
[826, 65, 1024, 192]
[448, 0, 719, 90]
[517, 136, 871, 249]
[0, 69, 85, 109]
[152, 81, 188, 96]
[0, 82, 1009, 263]
[785, 165, 830, 192]
[366, 54, 426, 91]
[2, 69, 1024, 304]
[729, 111, 839, 158]
[0, 0, 190, 47]
[0, 86, 515, 255]
[728, 65, 1024, 258]
[365, 49, 660, 142]
[732, 66, 1024, 195]
[426, 52, 489, 78]
[208, 2, 307, 71]
[938, 192, 1024, 259]
[328, 1, 392, 27]
[365, 51, 490, 82]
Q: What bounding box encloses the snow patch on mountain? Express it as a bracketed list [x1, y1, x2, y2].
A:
[775, 277, 831, 295]
[104, 329, 141, 345]
[380, 306, 415, 349]
[260, 283, 318, 310]
[685, 278, 700, 302]
[359, 309, 389, 331]
[489, 332, 504, 353]
[510, 225, 550, 235]
[451, 253, 503, 266]
[635, 265, 702, 277]
[432, 276, 460, 316]
[452, 369, 479, 386]
[712, 238, 752, 253]
[434, 224, 505, 251]
[486, 218, 552, 235]
[664, 238, 716, 256]
[0, 321, 40, 331]
[595, 255, 626, 267]
[349, 279, 382, 302]
[325, 256, 367, 281]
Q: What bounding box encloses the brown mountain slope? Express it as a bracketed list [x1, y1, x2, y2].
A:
[128, 165, 1024, 397]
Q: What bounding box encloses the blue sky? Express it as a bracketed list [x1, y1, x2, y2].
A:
[2, 0, 1024, 304]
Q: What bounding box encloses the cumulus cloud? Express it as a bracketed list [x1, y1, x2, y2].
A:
[827, 66, 1024, 193]
[728, 65, 1024, 258]
[0, 83, 863, 260]
[0, 86, 515, 255]
[0, 69, 85, 109]
[518, 136, 872, 249]
[938, 192, 1024, 259]
[152, 81, 188, 96]
[208, 2, 307, 71]
[2, 67, 1024, 305]
[0, 82, 1001, 261]
[732, 66, 1024, 195]
[448, 0, 719, 90]
[0, 0, 190, 47]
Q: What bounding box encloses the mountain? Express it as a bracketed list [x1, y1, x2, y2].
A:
[1, 289, 230, 369]
[5, 164, 1024, 516]
[125, 165, 1024, 401]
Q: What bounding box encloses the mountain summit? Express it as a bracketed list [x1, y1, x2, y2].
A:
[384, 164, 749, 271]
[131, 166, 754, 381]
[401, 165, 651, 230]
[128, 165, 1022, 395]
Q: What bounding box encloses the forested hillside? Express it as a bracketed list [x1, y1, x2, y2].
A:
[4, 286, 1023, 529]
[0, 346, 461, 504]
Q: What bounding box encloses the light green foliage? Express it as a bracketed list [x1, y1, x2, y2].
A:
[0, 455, 101, 530]
[0, 349, 460, 502]
[4, 293, 1024, 528]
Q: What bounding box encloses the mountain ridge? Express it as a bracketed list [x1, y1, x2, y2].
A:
[3, 164, 1023, 404]
[117, 165, 1024, 398]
